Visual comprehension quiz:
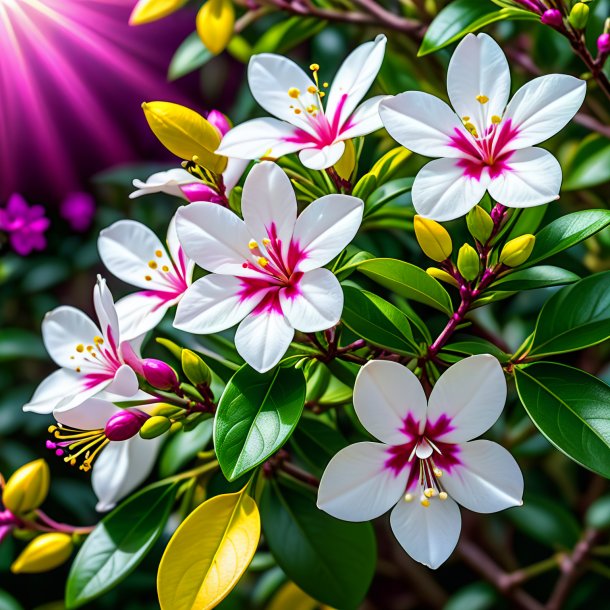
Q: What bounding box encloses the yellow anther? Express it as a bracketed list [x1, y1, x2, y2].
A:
[323, 82, 329, 87]
[162, 265, 169, 272]
[476, 94, 489, 104]
[76, 344, 84, 353]
[319, 91, 325, 98]
[404, 493, 414, 502]
[75, 367, 81, 373]
[93, 336, 104, 345]
[439, 492, 448, 501]
[424, 488, 437, 498]
[145, 275, 152, 281]
[148, 261, 158, 269]
[433, 467, 443, 478]
[48, 425, 57, 433]
[258, 257, 269, 267]
[86, 345, 94, 352]
[491, 115, 502, 124]
[70, 356, 75, 360]
[262, 238, 271, 246]
[288, 87, 300, 98]
[310, 63, 319, 71]
[307, 85, 317, 94]
[155, 250, 163, 257]
[421, 498, 431, 508]
[294, 108, 302, 114]
[462, 116, 470, 122]
[464, 122, 479, 138]
[248, 239, 258, 250]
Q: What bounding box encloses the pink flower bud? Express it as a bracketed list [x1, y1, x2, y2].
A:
[598, 33, 610, 54]
[541, 8, 563, 27]
[104, 410, 149, 441]
[207, 110, 231, 137]
[180, 183, 225, 203]
[142, 358, 178, 390]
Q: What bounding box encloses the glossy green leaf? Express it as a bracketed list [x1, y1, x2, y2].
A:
[529, 272, 610, 356]
[168, 31, 213, 81]
[252, 17, 326, 54]
[585, 495, 610, 530]
[442, 337, 510, 363]
[564, 134, 610, 190]
[214, 365, 306, 481]
[418, 0, 537, 56]
[159, 419, 213, 477]
[341, 286, 419, 356]
[260, 478, 376, 609]
[490, 266, 579, 292]
[528, 209, 610, 266]
[66, 481, 179, 608]
[515, 362, 610, 478]
[357, 258, 453, 315]
[444, 582, 499, 610]
[364, 177, 414, 217]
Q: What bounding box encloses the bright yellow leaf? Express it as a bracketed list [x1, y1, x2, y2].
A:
[142, 101, 227, 174]
[157, 489, 260, 610]
[196, 0, 235, 55]
[334, 139, 356, 181]
[268, 581, 331, 610]
[129, 0, 189, 25]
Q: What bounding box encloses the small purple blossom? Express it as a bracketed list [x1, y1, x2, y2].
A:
[541, 8, 563, 28]
[598, 33, 610, 55]
[180, 182, 226, 203]
[60, 192, 96, 232]
[0, 194, 49, 256]
[206, 110, 231, 137]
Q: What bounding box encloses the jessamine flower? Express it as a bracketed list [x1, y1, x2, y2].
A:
[0, 194, 50, 256]
[379, 33, 586, 221]
[217, 36, 387, 170]
[174, 161, 363, 372]
[23, 277, 142, 415]
[60, 192, 96, 232]
[317, 356, 523, 569]
[98, 215, 194, 340]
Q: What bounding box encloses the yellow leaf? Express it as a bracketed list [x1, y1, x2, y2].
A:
[157, 489, 260, 610]
[369, 146, 411, 181]
[268, 582, 329, 610]
[196, 0, 235, 55]
[129, 0, 189, 25]
[334, 139, 356, 181]
[142, 101, 227, 174]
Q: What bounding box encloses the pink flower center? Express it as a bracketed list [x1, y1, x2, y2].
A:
[67, 327, 123, 388]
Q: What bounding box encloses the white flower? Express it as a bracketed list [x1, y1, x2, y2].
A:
[23, 277, 142, 415]
[379, 33, 586, 221]
[98, 215, 194, 340]
[317, 355, 523, 569]
[216, 36, 387, 170]
[173, 161, 364, 372]
[48, 395, 162, 511]
[129, 168, 196, 200]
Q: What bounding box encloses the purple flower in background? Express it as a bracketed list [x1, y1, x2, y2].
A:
[0, 194, 50, 256]
[60, 192, 96, 232]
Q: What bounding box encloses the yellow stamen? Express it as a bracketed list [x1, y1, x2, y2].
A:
[319, 91, 325, 98]
[262, 238, 271, 246]
[94, 336, 104, 345]
[76, 344, 84, 353]
[476, 94, 489, 104]
[155, 250, 163, 257]
[462, 116, 470, 122]
[491, 115, 502, 124]
[148, 261, 158, 269]
[294, 108, 302, 114]
[421, 498, 431, 508]
[424, 488, 437, 498]
[439, 492, 448, 501]
[86, 345, 94, 352]
[75, 367, 81, 373]
[309, 63, 319, 71]
[162, 265, 169, 272]
[248, 239, 258, 250]
[433, 467, 443, 478]
[404, 493, 414, 502]
[323, 82, 329, 87]
[258, 257, 269, 267]
[307, 85, 317, 94]
[288, 87, 300, 98]
[464, 122, 479, 138]
[145, 275, 152, 281]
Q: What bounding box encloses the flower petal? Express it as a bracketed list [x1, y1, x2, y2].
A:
[241, 162, 297, 246]
[379, 92, 466, 158]
[317, 441, 405, 522]
[447, 33, 511, 137]
[292, 194, 363, 272]
[105, 364, 139, 397]
[217, 118, 312, 161]
[173, 275, 262, 335]
[223, 157, 249, 193]
[54, 398, 120, 430]
[94, 277, 120, 342]
[115, 292, 174, 341]
[504, 74, 586, 149]
[175, 202, 254, 275]
[390, 494, 461, 569]
[165, 213, 195, 284]
[487, 147, 561, 208]
[412, 157, 489, 221]
[129, 168, 193, 200]
[353, 360, 428, 445]
[427, 355, 507, 443]
[339, 95, 386, 140]
[92, 435, 162, 512]
[442, 440, 523, 514]
[280, 268, 342, 332]
[235, 309, 294, 373]
[42, 306, 101, 368]
[23, 369, 88, 414]
[299, 142, 346, 170]
[326, 35, 387, 130]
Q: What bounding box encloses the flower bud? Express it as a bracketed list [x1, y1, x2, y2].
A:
[568, 2, 589, 30]
[541, 8, 563, 28]
[499, 234, 536, 267]
[466, 206, 494, 244]
[149, 403, 184, 418]
[598, 33, 610, 54]
[426, 267, 459, 288]
[11, 533, 73, 573]
[196, 0, 235, 55]
[334, 139, 356, 181]
[457, 244, 480, 281]
[104, 410, 149, 441]
[207, 110, 231, 137]
[142, 359, 178, 391]
[182, 349, 212, 386]
[2, 459, 50, 515]
[140, 416, 172, 439]
[414, 216, 452, 262]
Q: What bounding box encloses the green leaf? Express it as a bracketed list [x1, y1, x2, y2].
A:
[66, 481, 179, 608]
[341, 286, 419, 356]
[444, 583, 499, 610]
[0, 590, 24, 610]
[528, 209, 610, 266]
[260, 478, 376, 609]
[168, 31, 213, 81]
[0, 328, 46, 362]
[442, 337, 510, 362]
[514, 362, 610, 478]
[158, 419, 213, 478]
[564, 134, 610, 190]
[214, 365, 306, 481]
[252, 17, 326, 54]
[357, 258, 453, 315]
[418, 0, 538, 56]
[490, 266, 579, 292]
[529, 272, 610, 356]
[364, 177, 414, 217]
[586, 495, 610, 530]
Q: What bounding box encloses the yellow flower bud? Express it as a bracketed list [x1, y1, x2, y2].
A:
[11, 533, 73, 574]
[142, 101, 227, 174]
[129, 0, 189, 25]
[426, 267, 459, 288]
[149, 403, 184, 418]
[182, 349, 212, 386]
[414, 215, 452, 262]
[196, 0, 235, 56]
[466, 206, 494, 244]
[457, 244, 480, 281]
[2, 459, 50, 515]
[499, 234, 536, 267]
[334, 139, 356, 181]
[569, 2, 589, 30]
[140, 416, 172, 439]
